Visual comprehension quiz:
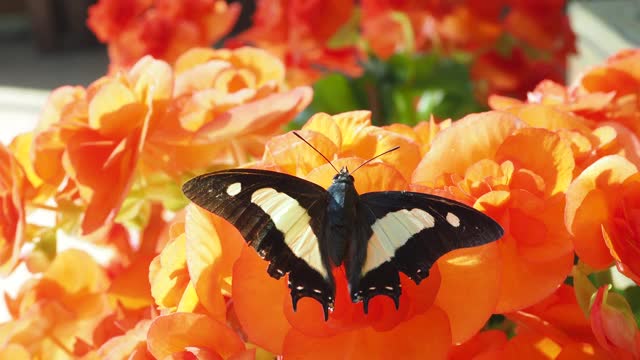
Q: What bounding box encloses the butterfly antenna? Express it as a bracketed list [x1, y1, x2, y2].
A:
[293, 132, 339, 174]
[351, 146, 400, 174]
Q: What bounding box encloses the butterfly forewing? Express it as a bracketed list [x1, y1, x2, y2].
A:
[348, 191, 504, 309]
[182, 169, 336, 318]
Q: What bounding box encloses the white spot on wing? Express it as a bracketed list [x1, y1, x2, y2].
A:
[362, 208, 435, 275]
[226, 182, 242, 196]
[250, 188, 327, 279]
[446, 212, 460, 227]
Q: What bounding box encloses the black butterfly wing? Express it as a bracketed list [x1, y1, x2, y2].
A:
[347, 191, 503, 311]
[182, 169, 335, 318]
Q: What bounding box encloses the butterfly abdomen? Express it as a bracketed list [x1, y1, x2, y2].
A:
[325, 172, 359, 266]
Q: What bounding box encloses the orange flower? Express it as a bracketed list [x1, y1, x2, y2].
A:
[565, 155, 640, 283]
[590, 285, 640, 359]
[0, 144, 29, 275]
[0, 250, 113, 358]
[146, 47, 313, 177]
[88, 0, 240, 70]
[32, 47, 310, 236]
[147, 312, 251, 359]
[32, 56, 172, 235]
[88, 313, 252, 359]
[412, 111, 575, 342]
[451, 285, 609, 359]
[235, 0, 361, 85]
[491, 49, 640, 138]
[149, 204, 243, 320]
[189, 111, 487, 357]
[89, 319, 154, 359]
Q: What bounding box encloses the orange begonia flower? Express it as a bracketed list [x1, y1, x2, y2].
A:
[590, 285, 640, 359]
[565, 155, 640, 282]
[147, 47, 312, 177]
[32, 47, 310, 236]
[148, 202, 245, 328]
[413, 111, 575, 342]
[0, 144, 29, 275]
[490, 49, 640, 140]
[0, 250, 112, 359]
[147, 312, 250, 359]
[90, 319, 154, 359]
[489, 94, 640, 176]
[235, 0, 361, 86]
[450, 285, 609, 360]
[109, 204, 169, 310]
[31, 56, 172, 235]
[88, 0, 240, 70]
[194, 111, 470, 357]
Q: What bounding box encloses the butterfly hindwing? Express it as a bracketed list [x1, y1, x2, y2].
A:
[182, 169, 335, 318]
[348, 191, 504, 310]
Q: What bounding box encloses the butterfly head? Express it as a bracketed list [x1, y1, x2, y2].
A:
[333, 167, 355, 184]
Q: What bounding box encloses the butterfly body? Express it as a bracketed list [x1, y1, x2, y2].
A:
[325, 169, 358, 266]
[183, 167, 503, 320]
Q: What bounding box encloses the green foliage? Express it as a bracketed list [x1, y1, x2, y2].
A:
[623, 286, 640, 327]
[304, 52, 484, 126]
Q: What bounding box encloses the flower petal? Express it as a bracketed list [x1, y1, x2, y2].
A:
[495, 128, 575, 197]
[232, 247, 291, 354]
[565, 155, 637, 268]
[186, 204, 244, 318]
[435, 244, 500, 344]
[147, 313, 245, 359]
[282, 305, 451, 359]
[413, 111, 522, 186]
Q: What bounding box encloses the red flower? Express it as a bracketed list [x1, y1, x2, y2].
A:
[88, 0, 240, 70]
[235, 0, 361, 85]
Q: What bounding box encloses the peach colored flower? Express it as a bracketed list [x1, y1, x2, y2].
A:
[35, 56, 171, 235]
[413, 111, 575, 343]
[565, 155, 640, 283]
[147, 312, 252, 359]
[32, 47, 310, 236]
[490, 49, 640, 142]
[0, 250, 112, 358]
[490, 80, 640, 175]
[146, 47, 312, 177]
[0, 143, 29, 275]
[88, 0, 240, 70]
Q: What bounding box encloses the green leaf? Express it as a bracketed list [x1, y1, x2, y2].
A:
[310, 73, 361, 114]
[33, 228, 57, 261]
[572, 261, 598, 316]
[622, 286, 640, 328]
[299, 51, 485, 126]
[116, 196, 152, 230]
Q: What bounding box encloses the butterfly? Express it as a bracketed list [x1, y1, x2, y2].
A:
[182, 133, 504, 320]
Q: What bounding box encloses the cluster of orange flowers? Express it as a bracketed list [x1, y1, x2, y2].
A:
[87, 0, 241, 71]
[2, 43, 640, 358]
[88, 0, 575, 98]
